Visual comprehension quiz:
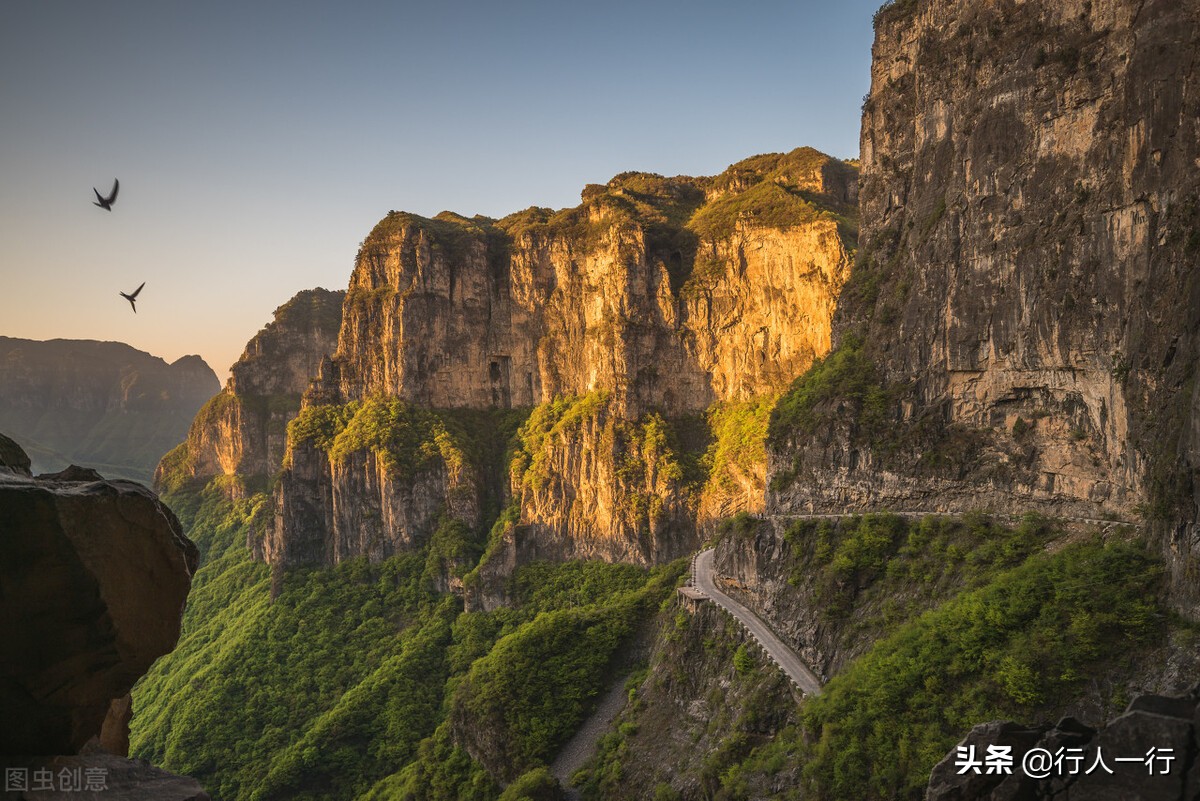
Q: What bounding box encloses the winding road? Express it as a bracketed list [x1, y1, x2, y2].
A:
[693, 548, 823, 696]
[552, 512, 1132, 791]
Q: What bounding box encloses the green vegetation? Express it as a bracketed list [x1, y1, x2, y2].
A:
[287, 402, 357, 452]
[727, 540, 1164, 801]
[768, 335, 888, 444]
[688, 148, 858, 245]
[357, 210, 494, 265]
[577, 606, 792, 801]
[569, 510, 1172, 801]
[361, 558, 684, 799]
[193, 391, 238, 432]
[766, 336, 987, 489]
[702, 396, 776, 494]
[286, 397, 482, 480]
[689, 181, 823, 241]
[495, 768, 561, 801]
[510, 393, 611, 491]
[508, 393, 705, 530]
[679, 254, 727, 300]
[132, 478, 682, 801]
[783, 513, 1054, 633]
[270, 287, 344, 335]
[721, 511, 762, 543]
[131, 482, 442, 801]
[452, 601, 640, 777]
[732, 645, 755, 676]
[873, 0, 919, 27]
[155, 441, 194, 494]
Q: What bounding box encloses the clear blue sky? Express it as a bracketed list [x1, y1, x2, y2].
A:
[0, 0, 880, 381]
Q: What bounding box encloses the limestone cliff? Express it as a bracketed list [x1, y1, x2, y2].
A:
[156, 288, 343, 496]
[0, 338, 219, 484]
[767, 0, 1200, 610]
[269, 149, 857, 569]
[331, 152, 854, 418]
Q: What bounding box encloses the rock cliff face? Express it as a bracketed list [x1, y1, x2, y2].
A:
[263, 403, 481, 568]
[511, 403, 696, 565]
[269, 149, 857, 569]
[0, 338, 219, 484]
[767, 0, 1200, 610]
[0, 438, 198, 757]
[331, 152, 854, 419]
[156, 288, 343, 496]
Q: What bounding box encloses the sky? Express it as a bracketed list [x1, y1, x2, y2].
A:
[0, 0, 880, 382]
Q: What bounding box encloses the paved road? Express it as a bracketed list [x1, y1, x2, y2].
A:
[693, 549, 823, 696]
[548, 511, 1128, 794]
[762, 511, 1136, 529]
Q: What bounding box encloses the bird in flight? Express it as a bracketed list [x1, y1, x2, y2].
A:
[120, 282, 145, 313]
[93, 178, 119, 211]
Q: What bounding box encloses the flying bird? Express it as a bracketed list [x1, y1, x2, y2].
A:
[93, 178, 119, 211]
[120, 282, 145, 313]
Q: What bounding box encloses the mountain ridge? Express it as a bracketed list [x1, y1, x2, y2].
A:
[0, 336, 219, 483]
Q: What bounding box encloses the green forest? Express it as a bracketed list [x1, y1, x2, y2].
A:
[131, 478, 684, 801]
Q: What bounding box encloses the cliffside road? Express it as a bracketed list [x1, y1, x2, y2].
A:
[684, 512, 1134, 698]
[763, 511, 1138, 529]
[693, 549, 823, 696]
[551, 676, 631, 799]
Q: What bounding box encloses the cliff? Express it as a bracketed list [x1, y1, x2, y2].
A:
[767, 0, 1200, 611]
[0, 338, 219, 484]
[156, 288, 344, 497]
[268, 149, 857, 570]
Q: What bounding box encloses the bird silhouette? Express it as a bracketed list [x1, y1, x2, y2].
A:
[120, 282, 145, 313]
[93, 178, 119, 211]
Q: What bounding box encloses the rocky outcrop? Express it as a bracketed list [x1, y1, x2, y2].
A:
[270, 150, 856, 568]
[156, 288, 344, 496]
[0, 752, 210, 800]
[0, 432, 32, 476]
[264, 415, 480, 568]
[0, 338, 219, 484]
[927, 688, 1200, 801]
[767, 0, 1200, 611]
[511, 403, 697, 565]
[711, 516, 838, 676]
[0, 441, 199, 756]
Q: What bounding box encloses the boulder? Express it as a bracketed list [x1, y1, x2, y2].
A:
[0, 438, 199, 756]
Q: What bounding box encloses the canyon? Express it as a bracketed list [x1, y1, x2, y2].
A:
[122, 0, 1200, 799]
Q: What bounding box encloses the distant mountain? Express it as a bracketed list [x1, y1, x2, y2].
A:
[0, 337, 220, 483]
